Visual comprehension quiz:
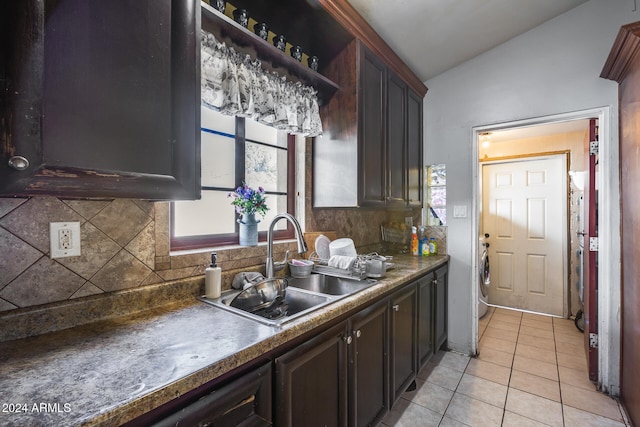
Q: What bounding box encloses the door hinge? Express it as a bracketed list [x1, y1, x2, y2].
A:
[589, 140, 599, 156]
[589, 333, 598, 348]
[589, 237, 599, 252]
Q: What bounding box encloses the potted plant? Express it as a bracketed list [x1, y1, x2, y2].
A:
[229, 183, 268, 246]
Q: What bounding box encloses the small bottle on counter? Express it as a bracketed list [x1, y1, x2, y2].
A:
[429, 238, 438, 256]
[205, 252, 222, 298]
[411, 226, 419, 256]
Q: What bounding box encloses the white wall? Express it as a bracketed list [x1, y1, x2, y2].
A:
[424, 0, 640, 355]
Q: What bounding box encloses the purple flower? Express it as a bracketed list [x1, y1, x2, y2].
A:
[229, 182, 269, 217]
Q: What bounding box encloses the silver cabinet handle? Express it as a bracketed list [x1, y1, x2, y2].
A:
[393, 304, 400, 312]
[8, 156, 29, 171]
[355, 329, 362, 338]
[343, 335, 352, 345]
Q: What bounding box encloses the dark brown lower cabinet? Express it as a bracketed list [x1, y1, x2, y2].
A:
[275, 299, 389, 427]
[349, 299, 389, 427]
[389, 284, 417, 405]
[417, 271, 436, 369]
[434, 265, 449, 351]
[275, 322, 348, 427]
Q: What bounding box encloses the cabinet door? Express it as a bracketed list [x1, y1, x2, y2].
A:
[406, 89, 423, 207]
[417, 272, 435, 369]
[358, 45, 386, 207]
[386, 72, 406, 208]
[435, 265, 449, 351]
[349, 299, 389, 427]
[389, 284, 417, 405]
[275, 322, 348, 427]
[1, 0, 200, 199]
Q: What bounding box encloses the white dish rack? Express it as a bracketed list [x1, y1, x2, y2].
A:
[308, 252, 368, 279]
[308, 252, 393, 280]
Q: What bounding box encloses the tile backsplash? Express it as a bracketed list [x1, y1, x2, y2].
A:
[1, 197, 174, 311]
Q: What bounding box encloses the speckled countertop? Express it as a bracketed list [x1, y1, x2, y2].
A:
[0, 255, 448, 427]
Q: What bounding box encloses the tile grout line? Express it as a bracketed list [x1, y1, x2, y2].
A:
[552, 317, 567, 427]
[500, 310, 520, 427]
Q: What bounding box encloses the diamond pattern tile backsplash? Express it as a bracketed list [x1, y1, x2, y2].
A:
[0, 197, 162, 311]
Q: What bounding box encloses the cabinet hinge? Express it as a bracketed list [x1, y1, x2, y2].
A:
[589, 140, 599, 156]
[589, 333, 598, 348]
[589, 237, 599, 252]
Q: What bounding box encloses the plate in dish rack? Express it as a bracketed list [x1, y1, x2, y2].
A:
[314, 234, 331, 260]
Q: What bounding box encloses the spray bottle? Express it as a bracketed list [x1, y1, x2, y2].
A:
[411, 226, 419, 256]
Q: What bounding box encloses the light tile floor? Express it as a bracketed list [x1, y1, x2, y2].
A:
[381, 306, 630, 426]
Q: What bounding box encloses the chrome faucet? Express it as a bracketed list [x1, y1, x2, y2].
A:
[266, 213, 308, 278]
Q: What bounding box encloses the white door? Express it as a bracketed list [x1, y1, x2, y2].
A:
[482, 155, 567, 316]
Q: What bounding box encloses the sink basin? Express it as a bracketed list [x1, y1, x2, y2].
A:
[287, 274, 377, 296]
[199, 286, 336, 326]
[199, 274, 378, 326]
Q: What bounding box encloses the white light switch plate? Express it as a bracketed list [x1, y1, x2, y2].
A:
[50, 222, 81, 258]
[453, 205, 468, 218]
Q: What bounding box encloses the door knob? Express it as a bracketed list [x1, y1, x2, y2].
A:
[355, 329, 362, 338]
[343, 335, 352, 344]
[8, 156, 29, 171]
[393, 304, 400, 312]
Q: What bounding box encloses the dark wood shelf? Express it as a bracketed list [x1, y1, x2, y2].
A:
[201, 2, 340, 102]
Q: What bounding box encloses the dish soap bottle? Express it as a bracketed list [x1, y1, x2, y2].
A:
[205, 252, 222, 298]
[411, 226, 419, 256]
[429, 238, 438, 256]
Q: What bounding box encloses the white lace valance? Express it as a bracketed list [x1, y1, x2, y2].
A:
[201, 30, 323, 137]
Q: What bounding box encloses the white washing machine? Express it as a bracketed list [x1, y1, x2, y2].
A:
[478, 234, 491, 318]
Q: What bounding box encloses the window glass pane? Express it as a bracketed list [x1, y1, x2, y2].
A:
[201, 107, 235, 134]
[257, 195, 288, 232]
[201, 131, 235, 188]
[429, 164, 446, 186]
[428, 208, 447, 226]
[174, 191, 235, 237]
[245, 117, 287, 148]
[245, 141, 288, 193]
[428, 187, 447, 207]
[173, 109, 294, 248]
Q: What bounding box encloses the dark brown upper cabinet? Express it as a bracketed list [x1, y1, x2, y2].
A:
[1, 0, 200, 199]
[359, 47, 387, 207]
[314, 41, 424, 208]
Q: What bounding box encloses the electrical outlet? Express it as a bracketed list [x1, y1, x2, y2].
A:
[50, 222, 81, 258]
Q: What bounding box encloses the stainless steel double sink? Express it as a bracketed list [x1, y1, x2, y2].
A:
[199, 274, 378, 326]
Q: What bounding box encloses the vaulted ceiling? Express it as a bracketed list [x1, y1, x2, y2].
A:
[347, 0, 590, 81]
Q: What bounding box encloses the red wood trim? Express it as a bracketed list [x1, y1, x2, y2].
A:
[601, 21, 640, 82]
[319, 0, 428, 98]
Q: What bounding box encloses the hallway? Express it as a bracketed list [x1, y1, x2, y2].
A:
[381, 307, 629, 426]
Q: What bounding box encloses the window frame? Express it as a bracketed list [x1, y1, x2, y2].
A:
[426, 164, 446, 226]
[170, 118, 296, 251]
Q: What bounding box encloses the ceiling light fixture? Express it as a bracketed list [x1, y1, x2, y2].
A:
[480, 132, 492, 148]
